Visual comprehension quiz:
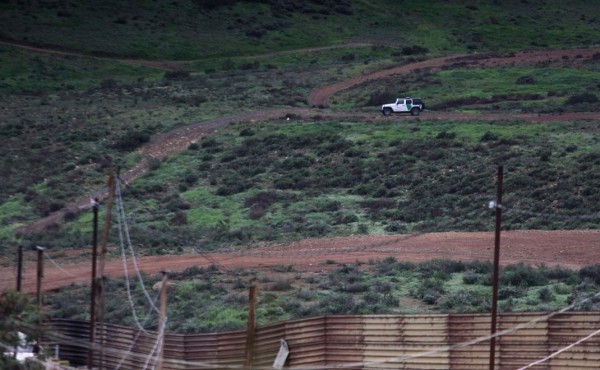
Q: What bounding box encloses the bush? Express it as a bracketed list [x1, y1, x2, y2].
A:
[366, 91, 396, 106]
[538, 287, 554, 302]
[579, 265, 600, 284]
[501, 263, 548, 287]
[401, 45, 429, 55]
[515, 75, 536, 84]
[565, 93, 598, 105]
[270, 278, 292, 291]
[113, 130, 151, 151]
[412, 278, 445, 304]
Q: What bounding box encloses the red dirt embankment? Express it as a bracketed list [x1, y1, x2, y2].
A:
[1, 230, 598, 293]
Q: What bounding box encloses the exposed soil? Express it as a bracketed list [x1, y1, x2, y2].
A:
[3, 43, 599, 292]
[2, 230, 598, 294]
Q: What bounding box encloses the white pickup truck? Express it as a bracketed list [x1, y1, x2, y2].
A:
[381, 97, 425, 116]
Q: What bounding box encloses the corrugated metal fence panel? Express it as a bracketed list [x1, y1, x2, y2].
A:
[497, 313, 550, 370]
[283, 316, 327, 367]
[47, 319, 89, 366]
[48, 312, 600, 369]
[548, 312, 600, 369]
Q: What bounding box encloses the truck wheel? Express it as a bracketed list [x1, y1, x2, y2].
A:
[382, 108, 393, 116]
[410, 108, 420, 116]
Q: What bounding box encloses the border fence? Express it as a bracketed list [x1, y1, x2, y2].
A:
[46, 312, 600, 369]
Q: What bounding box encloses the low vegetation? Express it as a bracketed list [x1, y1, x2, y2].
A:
[1, 0, 599, 340]
[15, 118, 599, 256]
[44, 260, 600, 333]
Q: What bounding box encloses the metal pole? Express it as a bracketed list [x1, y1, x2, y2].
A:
[244, 285, 257, 369]
[16, 245, 23, 292]
[489, 165, 503, 370]
[156, 271, 168, 370]
[88, 198, 99, 369]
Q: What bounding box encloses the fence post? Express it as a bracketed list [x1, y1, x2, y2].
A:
[16, 245, 23, 292]
[244, 285, 257, 369]
[35, 245, 44, 354]
[88, 198, 99, 369]
[156, 271, 168, 370]
[489, 165, 504, 370]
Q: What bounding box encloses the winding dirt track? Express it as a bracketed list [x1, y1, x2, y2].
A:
[3, 43, 599, 293]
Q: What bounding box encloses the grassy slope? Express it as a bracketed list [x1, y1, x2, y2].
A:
[0, 0, 598, 59]
[1, 0, 600, 331]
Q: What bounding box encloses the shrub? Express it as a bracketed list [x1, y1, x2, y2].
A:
[419, 259, 466, 277]
[401, 45, 429, 55]
[501, 263, 548, 287]
[579, 265, 600, 284]
[498, 285, 526, 299]
[317, 293, 358, 314]
[565, 93, 598, 105]
[480, 131, 499, 142]
[538, 287, 554, 302]
[412, 278, 445, 304]
[113, 130, 151, 150]
[270, 278, 292, 291]
[366, 91, 396, 106]
[164, 70, 191, 80]
[515, 75, 536, 84]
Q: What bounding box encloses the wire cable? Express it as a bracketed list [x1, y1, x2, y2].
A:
[43, 250, 77, 277]
[142, 316, 167, 370]
[113, 292, 160, 370]
[116, 195, 148, 333]
[115, 177, 160, 314]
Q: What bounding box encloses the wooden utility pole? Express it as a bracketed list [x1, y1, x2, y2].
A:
[36, 246, 44, 307]
[88, 198, 99, 369]
[95, 172, 116, 370]
[35, 246, 44, 354]
[156, 271, 168, 370]
[489, 165, 504, 370]
[16, 245, 23, 292]
[244, 285, 258, 369]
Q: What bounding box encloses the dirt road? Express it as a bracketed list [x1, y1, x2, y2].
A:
[2, 230, 598, 293]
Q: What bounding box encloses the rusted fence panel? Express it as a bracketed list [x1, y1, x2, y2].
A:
[48, 312, 600, 369]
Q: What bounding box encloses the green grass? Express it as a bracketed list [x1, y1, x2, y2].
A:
[0, 46, 161, 94]
[332, 63, 600, 112]
[18, 121, 598, 254]
[7, 117, 597, 256]
[1, 0, 599, 60]
[43, 260, 600, 333]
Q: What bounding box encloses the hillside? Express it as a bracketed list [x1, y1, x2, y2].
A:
[0, 0, 599, 335]
[1, 0, 599, 59]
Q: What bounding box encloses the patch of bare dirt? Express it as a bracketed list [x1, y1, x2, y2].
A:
[2, 230, 598, 294]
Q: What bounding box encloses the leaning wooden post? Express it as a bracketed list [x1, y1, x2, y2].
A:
[16, 245, 23, 292]
[95, 171, 116, 369]
[156, 271, 168, 370]
[87, 198, 99, 369]
[489, 165, 504, 370]
[35, 246, 44, 354]
[244, 285, 257, 369]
